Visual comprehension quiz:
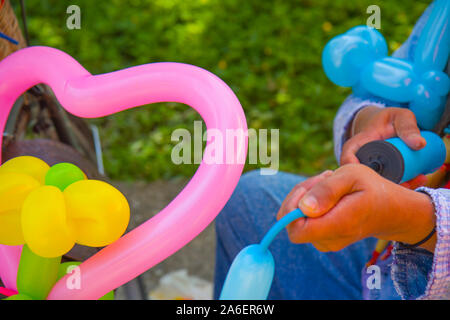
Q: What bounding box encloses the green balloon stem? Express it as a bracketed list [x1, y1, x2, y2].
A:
[17, 245, 61, 300]
[44, 162, 85, 191]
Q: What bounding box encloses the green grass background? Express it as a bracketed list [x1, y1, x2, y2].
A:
[15, 0, 429, 181]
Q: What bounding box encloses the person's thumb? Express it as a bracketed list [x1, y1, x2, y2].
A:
[297, 169, 355, 217]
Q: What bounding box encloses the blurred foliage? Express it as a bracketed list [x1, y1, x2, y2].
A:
[14, 0, 428, 181]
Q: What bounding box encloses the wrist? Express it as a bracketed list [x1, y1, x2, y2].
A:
[389, 189, 436, 252]
[350, 105, 383, 137]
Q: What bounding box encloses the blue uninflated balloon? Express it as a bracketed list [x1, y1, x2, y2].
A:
[220, 209, 306, 300]
[219, 244, 274, 300]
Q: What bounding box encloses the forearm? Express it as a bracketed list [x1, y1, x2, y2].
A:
[333, 95, 386, 163]
[350, 105, 384, 137]
[380, 189, 436, 252]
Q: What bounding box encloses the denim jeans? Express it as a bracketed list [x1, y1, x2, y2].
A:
[214, 170, 402, 300]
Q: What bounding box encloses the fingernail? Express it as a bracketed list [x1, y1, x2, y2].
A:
[416, 141, 425, 149]
[419, 137, 426, 147]
[299, 195, 318, 213]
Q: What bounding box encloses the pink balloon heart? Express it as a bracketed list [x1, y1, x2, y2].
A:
[0, 46, 247, 299]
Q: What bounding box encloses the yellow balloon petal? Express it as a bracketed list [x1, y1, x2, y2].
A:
[21, 186, 75, 258]
[64, 180, 130, 247]
[0, 172, 40, 245]
[0, 156, 50, 185]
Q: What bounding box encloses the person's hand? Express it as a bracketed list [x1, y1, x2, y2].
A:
[341, 106, 426, 165]
[276, 164, 436, 252]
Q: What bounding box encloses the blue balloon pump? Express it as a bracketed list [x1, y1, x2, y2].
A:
[356, 131, 446, 183]
[219, 208, 305, 300]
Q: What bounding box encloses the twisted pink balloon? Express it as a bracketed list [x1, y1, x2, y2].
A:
[0, 46, 247, 299]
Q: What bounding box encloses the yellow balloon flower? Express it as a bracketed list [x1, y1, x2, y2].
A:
[21, 186, 75, 258]
[0, 156, 130, 258]
[64, 180, 130, 247]
[0, 172, 41, 245]
[0, 155, 50, 184]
